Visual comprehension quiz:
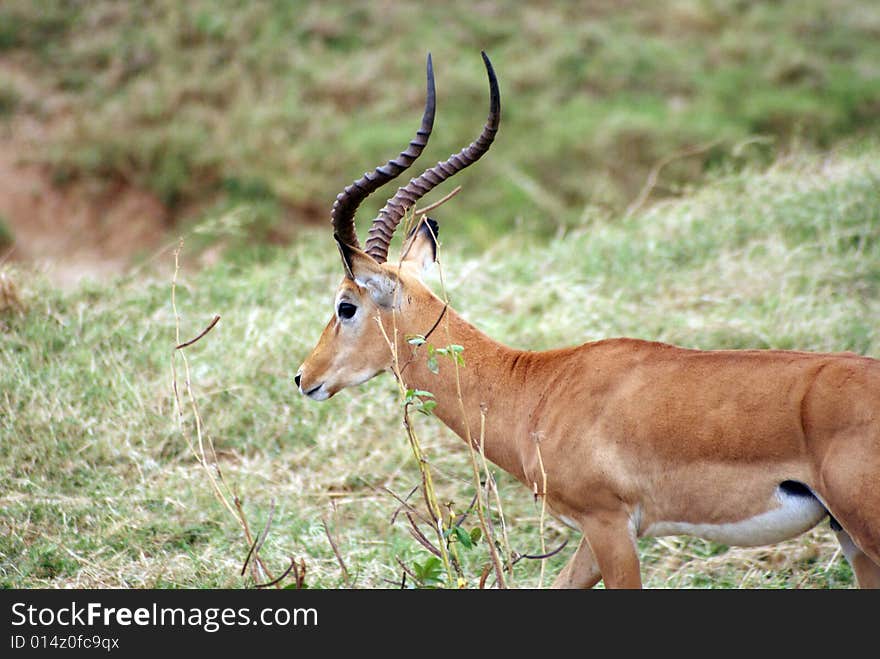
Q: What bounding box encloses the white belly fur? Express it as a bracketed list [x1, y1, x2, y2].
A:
[643, 487, 828, 546]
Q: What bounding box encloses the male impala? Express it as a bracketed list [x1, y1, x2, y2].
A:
[296, 53, 880, 588]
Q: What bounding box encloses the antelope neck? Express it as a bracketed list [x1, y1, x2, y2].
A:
[392, 297, 531, 482]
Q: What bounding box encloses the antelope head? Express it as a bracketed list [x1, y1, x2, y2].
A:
[295, 53, 500, 401]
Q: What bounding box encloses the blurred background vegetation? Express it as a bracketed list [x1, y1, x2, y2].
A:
[2, 1, 879, 589]
[1, 0, 879, 255]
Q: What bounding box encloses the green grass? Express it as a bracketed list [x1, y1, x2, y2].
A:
[3, 144, 878, 588]
[2, 0, 877, 589]
[1, 1, 879, 249]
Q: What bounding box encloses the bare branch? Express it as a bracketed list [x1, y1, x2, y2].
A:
[254, 558, 296, 589]
[176, 314, 221, 350]
[383, 485, 427, 525]
[322, 516, 351, 586]
[240, 499, 276, 577]
[625, 139, 722, 219]
[414, 185, 462, 215]
[395, 557, 420, 583]
[406, 512, 442, 558]
[514, 537, 569, 563]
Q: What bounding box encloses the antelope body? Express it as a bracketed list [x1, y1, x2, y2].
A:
[296, 53, 880, 588]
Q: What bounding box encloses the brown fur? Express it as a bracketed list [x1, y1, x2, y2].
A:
[297, 232, 880, 588]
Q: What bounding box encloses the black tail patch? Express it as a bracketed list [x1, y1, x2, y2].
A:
[779, 480, 841, 530]
[779, 480, 813, 497]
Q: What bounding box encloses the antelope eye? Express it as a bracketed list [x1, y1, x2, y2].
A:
[337, 302, 357, 320]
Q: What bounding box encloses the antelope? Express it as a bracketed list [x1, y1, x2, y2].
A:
[295, 53, 880, 588]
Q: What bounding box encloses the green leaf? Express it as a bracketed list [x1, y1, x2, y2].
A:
[405, 388, 433, 402]
[451, 526, 473, 549]
[413, 556, 443, 585]
[427, 354, 439, 374]
[417, 399, 436, 416]
[469, 527, 482, 544]
[433, 344, 465, 367]
[407, 335, 426, 346]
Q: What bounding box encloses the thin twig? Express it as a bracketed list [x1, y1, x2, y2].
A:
[406, 512, 442, 558]
[295, 559, 307, 588]
[414, 185, 462, 215]
[464, 406, 507, 588]
[625, 140, 723, 219]
[478, 424, 514, 579]
[254, 558, 297, 589]
[394, 208, 514, 588]
[512, 538, 569, 563]
[377, 304, 456, 585]
[453, 491, 481, 528]
[478, 563, 492, 589]
[322, 516, 351, 587]
[427, 216, 496, 588]
[534, 437, 549, 587]
[240, 499, 276, 576]
[396, 557, 420, 583]
[823, 546, 841, 573]
[384, 485, 427, 525]
[175, 314, 221, 350]
[171, 239, 282, 587]
[171, 242, 241, 523]
[232, 497, 271, 583]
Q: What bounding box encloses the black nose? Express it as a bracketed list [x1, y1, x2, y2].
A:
[294, 373, 302, 388]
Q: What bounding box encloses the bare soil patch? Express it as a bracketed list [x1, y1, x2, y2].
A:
[0, 145, 169, 287]
[0, 57, 169, 288]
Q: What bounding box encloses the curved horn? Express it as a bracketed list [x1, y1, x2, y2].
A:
[364, 51, 500, 263]
[330, 54, 436, 249]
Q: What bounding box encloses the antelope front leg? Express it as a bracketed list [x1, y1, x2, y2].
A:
[552, 537, 602, 588]
[580, 510, 642, 589]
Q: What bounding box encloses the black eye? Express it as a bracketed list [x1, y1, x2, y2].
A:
[337, 302, 357, 319]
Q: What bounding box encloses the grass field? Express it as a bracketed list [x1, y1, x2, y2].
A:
[1, 1, 880, 589]
[3, 143, 879, 588]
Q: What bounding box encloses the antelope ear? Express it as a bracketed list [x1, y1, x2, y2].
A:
[334, 234, 398, 307]
[400, 217, 439, 276]
[334, 234, 359, 280]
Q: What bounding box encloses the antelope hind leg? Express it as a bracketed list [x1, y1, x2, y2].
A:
[552, 536, 602, 589]
[835, 527, 880, 588]
[819, 433, 880, 588]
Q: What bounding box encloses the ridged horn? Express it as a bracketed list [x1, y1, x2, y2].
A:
[364, 51, 500, 263]
[330, 54, 436, 250]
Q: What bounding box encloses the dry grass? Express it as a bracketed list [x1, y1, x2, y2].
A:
[0, 268, 23, 314]
[2, 146, 878, 588]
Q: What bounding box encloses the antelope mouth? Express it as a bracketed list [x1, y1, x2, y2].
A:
[304, 383, 331, 401]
